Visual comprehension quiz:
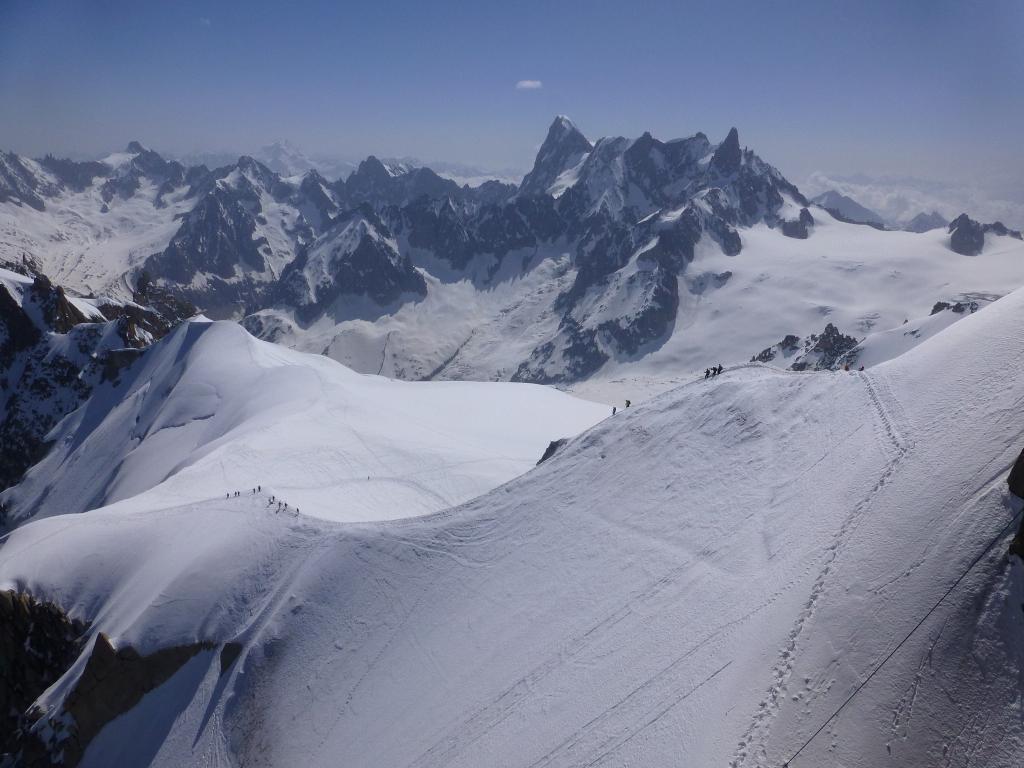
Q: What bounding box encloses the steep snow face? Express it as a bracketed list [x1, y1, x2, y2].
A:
[2, 286, 1023, 767]
[1, 319, 606, 526]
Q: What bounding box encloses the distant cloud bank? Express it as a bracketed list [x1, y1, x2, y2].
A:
[803, 171, 1024, 230]
[515, 80, 543, 90]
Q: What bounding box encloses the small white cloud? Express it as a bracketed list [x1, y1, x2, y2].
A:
[515, 80, 543, 90]
[199, 16, 212, 27]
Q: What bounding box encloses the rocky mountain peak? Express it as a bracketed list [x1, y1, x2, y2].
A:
[904, 211, 947, 233]
[710, 127, 741, 174]
[354, 155, 391, 180]
[519, 116, 593, 197]
[949, 213, 984, 255]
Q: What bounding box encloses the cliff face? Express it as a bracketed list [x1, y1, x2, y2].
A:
[0, 590, 89, 763]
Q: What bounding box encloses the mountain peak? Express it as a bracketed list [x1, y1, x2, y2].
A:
[547, 115, 589, 145]
[710, 127, 741, 173]
[519, 116, 593, 196]
[811, 190, 884, 226]
[354, 155, 390, 181]
[125, 141, 149, 154]
[551, 115, 579, 134]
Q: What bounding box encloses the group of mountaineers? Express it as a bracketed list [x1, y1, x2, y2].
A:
[225, 486, 299, 515]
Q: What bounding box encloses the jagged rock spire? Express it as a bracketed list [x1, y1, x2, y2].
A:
[710, 127, 741, 174]
[519, 116, 593, 197]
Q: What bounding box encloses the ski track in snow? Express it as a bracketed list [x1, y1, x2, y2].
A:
[732, 370, 914, 767]
[4, 288, 1024, 767]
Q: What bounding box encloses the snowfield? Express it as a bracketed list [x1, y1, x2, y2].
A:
[1, 320, 608, 525]
[257, 209, 1024, 399]
[0, 172, 192, 299]
[2, 284, 1023, 766]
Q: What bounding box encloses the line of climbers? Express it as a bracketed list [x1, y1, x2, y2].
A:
[223, 486, 299, 515]
[705, 364, 723, 379]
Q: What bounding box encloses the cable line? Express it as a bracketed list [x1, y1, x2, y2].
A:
[782, 503, 1024, 767]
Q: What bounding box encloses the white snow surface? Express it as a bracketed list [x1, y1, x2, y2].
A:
[1, 320, 607, 525]
[2, 285, 1024, 767]
[0, 175, 193, 299]
[258, 209, 1024, 404]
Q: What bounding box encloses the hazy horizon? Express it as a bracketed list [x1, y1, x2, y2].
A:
[3, 0, 1023, 214]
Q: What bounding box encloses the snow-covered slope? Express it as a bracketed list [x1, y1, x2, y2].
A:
[3, 284, 1023, 766]
[0, 163, 192, 298]
[261, 207, 1024, 399]
[1, 319, 606, 526]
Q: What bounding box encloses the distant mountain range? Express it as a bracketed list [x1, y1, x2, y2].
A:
[2, 118, 1023, 387]
[810, 190, 886, 227]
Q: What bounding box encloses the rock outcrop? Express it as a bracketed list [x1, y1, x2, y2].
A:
[7, 626, 218, 768]
[788, 323, 860, 371]
[948, 214, 986, 256]
[1008, 448, 1024, 499]
[0, 269, 190, 503]
[537, 438, 569, 465]
[948, 213, 1023, 256]
[904, 211, 946, 233]
[0, 591, 89, 762]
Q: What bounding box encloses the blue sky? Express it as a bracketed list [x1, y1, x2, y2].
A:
[2, 0, 1022, 190]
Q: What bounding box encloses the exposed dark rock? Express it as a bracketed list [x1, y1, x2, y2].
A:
[1008, 448, 1024, 499]
[948, 213, 985, 255]
[0, 270, 183, 499]
[751, 333, 800, 363]
[36, 155, 109, 192]
[789, 324, 859, 371]
[0, 152, 57, 211]
[904, 211, 946, 233]
[710, 127, 742, 175]
[819, 206, 886, 230]
[947, 214, 1021, 256]
[519, 116, 593, 197]
[537, 438, 569, 465]
[10, 632, 216, 767]
[220, 642, 243, 675]
[341, 156, 465, 208]
[781, 208, 815, 239]
[277, 206, 426, 323]
[0, 591, 89, 763]
[984, 221, 1023, 240]
[1009, 448, 1024, 561]
[810, 191, 884, 226]
[98, 144, 188, 206]
[30, 275, 89, 333]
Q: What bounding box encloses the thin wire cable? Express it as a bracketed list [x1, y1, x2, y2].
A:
[782, 502, 1024, 767]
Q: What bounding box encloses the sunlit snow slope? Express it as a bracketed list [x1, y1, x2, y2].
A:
[3, 289, 1024, 767]
[1, 319, 607, 524]
[263, 211, 1024, 391]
